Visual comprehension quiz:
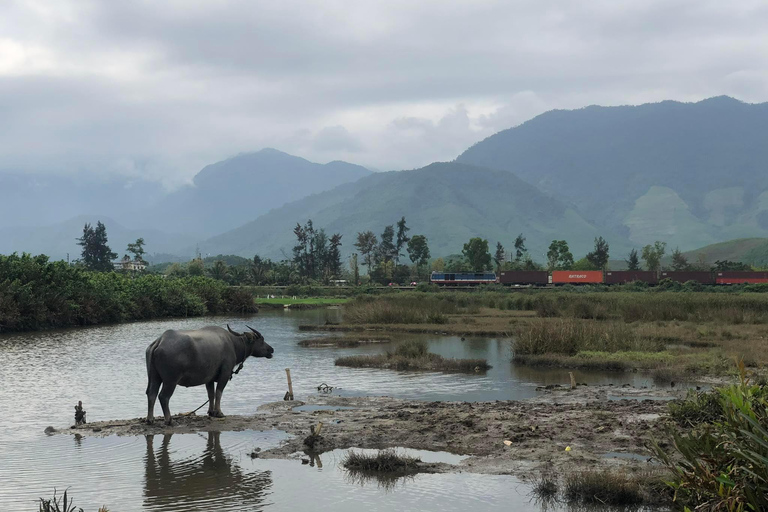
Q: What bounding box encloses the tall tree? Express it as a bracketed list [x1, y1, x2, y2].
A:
[514, 233, 527, 262]
[350, 253, 360, 285]
[379, 225, 397, 264]
[462, 238, 492, 271]
[626, 248, 640, 271]
[670, 247, 691, 271]
[407, 235, 430, 269]
[395, 217, 410, 264]
[188, 258, 205, 276]
[126, 238, 147, 265]
[76, 221, 117, 271]
[354, 231, 378, 270]
[547, 240, 574, 271]
[494, 242, 505, 272]
[208, 260, 229, 281]
[328, 233, 343, 279]
[641, 241, 667, 272]
[586, 236, 610, 270]
[250, 255, 270, 285]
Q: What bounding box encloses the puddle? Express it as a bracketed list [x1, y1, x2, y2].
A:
[603, 451, 653, 462]
[292, 404, 358, 412]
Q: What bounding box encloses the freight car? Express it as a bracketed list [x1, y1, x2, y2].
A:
[498, 270, 549, 286]
[715, 271, 768, 284]
[658, 271, 715, 284]
[604, 270, 658, 285]
[430, 272, 497, 286]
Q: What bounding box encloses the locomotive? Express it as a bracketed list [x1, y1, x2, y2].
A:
[429, 270, 768, 286]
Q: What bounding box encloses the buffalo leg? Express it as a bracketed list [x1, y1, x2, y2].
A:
[146, 377, 162, 424]
[213, 379, 228, 417]
[206, 382, 216, 416]
[158, 381, 178, 425]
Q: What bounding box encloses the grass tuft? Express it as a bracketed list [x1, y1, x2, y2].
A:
[564, 470, 643, 506]
[342, 449, 421, 472]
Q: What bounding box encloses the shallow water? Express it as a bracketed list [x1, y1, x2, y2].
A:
[0, 309, 671, 509]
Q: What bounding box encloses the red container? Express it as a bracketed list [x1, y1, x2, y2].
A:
[716, 271, 768, 284]
[604, 271, 658, 285]
[551, 270, 603, 284]
[498, 271, 549, 285]
[658, 271, 714, 284]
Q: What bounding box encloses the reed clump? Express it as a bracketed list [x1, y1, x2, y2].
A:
[343, 295, 455, 324]
[512, 318, 661, 355]
[335, 339, 490, 373]
[342, 449, 421, 472]
[564, 470, 644, 506]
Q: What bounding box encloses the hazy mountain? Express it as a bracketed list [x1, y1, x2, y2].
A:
[0, 172, 163, 229]
[457, 96, 768, 251]
[0, 215, 196, 262]
[134, 148, 372, 237]
[194, 161, 628, 261]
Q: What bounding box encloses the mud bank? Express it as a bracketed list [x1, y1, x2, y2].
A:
[55, 385, 685, 477]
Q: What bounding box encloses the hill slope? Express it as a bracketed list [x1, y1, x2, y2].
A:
[0, 215, 196, 262]
[682, 238, 768, 267]
[136, 148, 371, 237]
[194, 162, 630, 261]
[457, 96, 768, 250]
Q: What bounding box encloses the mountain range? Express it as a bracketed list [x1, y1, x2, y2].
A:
[4, 96, 768, 265]
[193, 161, 625, 261]
[457, 96, 768, 250]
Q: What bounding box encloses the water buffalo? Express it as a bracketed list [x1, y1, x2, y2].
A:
[146, 324, 274, 425]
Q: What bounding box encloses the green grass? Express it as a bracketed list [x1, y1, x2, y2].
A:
[254, 297, 349, 305]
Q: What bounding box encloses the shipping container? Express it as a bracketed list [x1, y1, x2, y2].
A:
[604, 270, 658, 285]
[498, 270, 549, 285]
[716, 271, 768, 284]
[551, 270, 603, 284]
[658, 271, 714, 284]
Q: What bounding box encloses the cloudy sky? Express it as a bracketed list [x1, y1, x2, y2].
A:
[2, 0, 768, 187]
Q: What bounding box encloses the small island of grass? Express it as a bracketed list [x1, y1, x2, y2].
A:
[335, 339, 490, 373]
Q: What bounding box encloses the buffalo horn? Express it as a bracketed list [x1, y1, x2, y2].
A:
[227, 324, 241, 336]
[246, 325, 263, 338]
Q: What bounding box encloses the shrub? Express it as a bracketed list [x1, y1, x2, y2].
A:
[651, 363, 768, 510]
[342, 449, 420, 472]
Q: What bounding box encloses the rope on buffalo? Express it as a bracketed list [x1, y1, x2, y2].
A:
[180, 360, 245, 417]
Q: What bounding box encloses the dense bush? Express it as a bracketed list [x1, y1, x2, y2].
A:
[653, 363, 768, 510]
[0, 253, 257, 333]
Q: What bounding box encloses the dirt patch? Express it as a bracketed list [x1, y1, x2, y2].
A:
[57, 384, 685, 478]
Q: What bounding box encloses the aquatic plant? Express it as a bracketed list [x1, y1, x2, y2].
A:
[342, 449, 421, 472]
[38, 489, 83, 512]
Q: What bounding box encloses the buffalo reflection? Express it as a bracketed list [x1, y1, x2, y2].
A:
[144, 432, 271, 511]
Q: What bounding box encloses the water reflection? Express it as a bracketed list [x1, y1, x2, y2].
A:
[143, 432, 272, 511]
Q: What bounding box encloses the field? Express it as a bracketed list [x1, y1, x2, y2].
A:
[309, 291, 768, 379]
[254, 297, 349, 307]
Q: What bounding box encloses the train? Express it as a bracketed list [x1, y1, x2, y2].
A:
[429, 270, 768, 286]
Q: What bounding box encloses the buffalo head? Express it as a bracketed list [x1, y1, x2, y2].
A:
[227, 324, 274, 359]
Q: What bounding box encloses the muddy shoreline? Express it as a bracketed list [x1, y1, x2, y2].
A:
[55, 384, 685, 478]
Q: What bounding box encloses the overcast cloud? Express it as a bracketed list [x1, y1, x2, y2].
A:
[2, 0, 768, 186]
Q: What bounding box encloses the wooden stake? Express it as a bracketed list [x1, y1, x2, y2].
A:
[315, 421, 323, 436]
[569, 372, 576, 390]
[285, 368, 294, 400]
